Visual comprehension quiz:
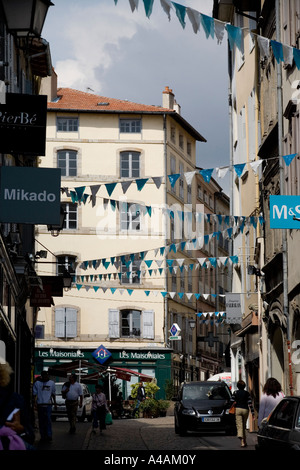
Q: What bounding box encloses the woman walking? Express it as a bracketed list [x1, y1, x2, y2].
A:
[231, 380, 255, 447]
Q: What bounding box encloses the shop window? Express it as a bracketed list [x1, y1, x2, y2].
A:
[57, 150, 77, 177]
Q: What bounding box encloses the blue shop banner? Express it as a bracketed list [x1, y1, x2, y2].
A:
[270, 195, 300, 229]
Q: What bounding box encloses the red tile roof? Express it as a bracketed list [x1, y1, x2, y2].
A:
[48, 87, 174, 113]
[48, 88, 206, 142]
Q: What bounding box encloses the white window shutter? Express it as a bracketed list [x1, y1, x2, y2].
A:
[55, 307, 65, 338]
[109, 309, 120, 338]
[143, 310, 154, 339]
[66, 308, 77, 338]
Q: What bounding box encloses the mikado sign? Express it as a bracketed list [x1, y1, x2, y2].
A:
[0, 167, 61, 224]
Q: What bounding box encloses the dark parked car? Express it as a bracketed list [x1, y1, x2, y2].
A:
[173, 381, 236, 436]
[257, 396, 300, 450]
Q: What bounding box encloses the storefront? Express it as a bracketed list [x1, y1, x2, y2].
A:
[34, 346, 172, 399]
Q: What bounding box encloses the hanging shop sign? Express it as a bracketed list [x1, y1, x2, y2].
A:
[0, 166, 61, 224]
[270, 195, 300, 229]
[169, 323, 181, 341]
[0, 93, 47, 155]
[225, 293, 242, 324]
[92, 345, 112, 365]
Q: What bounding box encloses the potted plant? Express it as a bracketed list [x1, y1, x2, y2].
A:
[157, 399, 170, 417]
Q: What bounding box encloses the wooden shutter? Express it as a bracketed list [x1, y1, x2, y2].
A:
[55, 307, 65, 338]
[109, 309, 120, 338]
[66, 308, 77, 338]
[143, 310, 154, 339]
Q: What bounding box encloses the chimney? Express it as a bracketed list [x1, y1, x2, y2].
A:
[162, 86, 181, 114]
[162, 86, 175, 109]
[40, 68, 58, 102]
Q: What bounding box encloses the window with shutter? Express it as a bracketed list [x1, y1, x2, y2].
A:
[143, 310, 154, 339]
[55, 307, 78, 338]
[109, 309, 120, 338]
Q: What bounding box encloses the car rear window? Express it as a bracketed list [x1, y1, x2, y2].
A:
[182, 383, 230, 401]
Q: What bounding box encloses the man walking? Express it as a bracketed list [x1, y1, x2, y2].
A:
[132, 381, 146, 417]
[62, 373, 83, 434]
[33, 370, 56, 442]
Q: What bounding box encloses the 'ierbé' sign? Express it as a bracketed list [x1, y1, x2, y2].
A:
[0, 93, 47, 155]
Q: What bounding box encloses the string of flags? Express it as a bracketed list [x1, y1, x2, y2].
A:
[61, 153, 297, 207]
[114, 0, 300, 72]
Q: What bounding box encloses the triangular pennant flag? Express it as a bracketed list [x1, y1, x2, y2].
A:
[105, 182, 117, 196]
[282, 44, 293, 67]
[250, 160, 263, 174]
[283, 153, 297, 166]
[216, 166, 229, 178]
[169, 292, 176, 299]
[184, 170, 196, 185]
[75, 186, 86, 201]
[129, 0, 139, 12]
[270, 39, 284, 63]
[234, 163, 246, 177]
[152, 176, 163, 189]
[121, 180, 132, 194]
[144, 290, 150, 296]
[142, 0, 154, 17]
[160, 0, 172, 20]
[168, 173, 180, 187]
[214, 19, 225, 44]
[257, 35, 270, 58]
[200, 13, 214, 39]
[136, 178, 148, 191]
[171, 1, 186, 28]
[293, 48, 300, 69]
[90, 184, 101, 207]
[200, 168, 213, 183]
[226, 23, 243, 51]
[186, 7, 201, 33]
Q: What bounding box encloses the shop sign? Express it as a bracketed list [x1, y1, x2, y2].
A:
[270, 195, 300, 228]
[118, 350, 166, 360]
[225, 293, 242, 324]
[0, 166, 61, 224]
[0, 93, 47, 155]
[36, 348, 85, 359]
[169, 323, 181, 341]
[92, 345, 112, 364]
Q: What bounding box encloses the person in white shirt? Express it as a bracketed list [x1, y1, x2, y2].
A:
[33, 370, 56, 442]
[62, 373, 83, 434]
[258, 377, 285, 427]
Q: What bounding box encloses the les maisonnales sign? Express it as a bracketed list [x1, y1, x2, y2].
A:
[0, 166, 61, 224]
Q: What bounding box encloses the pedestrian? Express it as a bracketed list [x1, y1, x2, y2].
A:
[132, 381, 146, 418]
[33, 370, 56, 442]
[91, 384, 109, 434]
[61, 373, 83, 434]
[230, 380, 255, 447]
[258, 377, 285, 427]
[0, 358, 35, 450]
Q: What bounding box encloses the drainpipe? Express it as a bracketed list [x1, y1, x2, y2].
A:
[163, 113, 168, 347]
[275, 0, 292, 394]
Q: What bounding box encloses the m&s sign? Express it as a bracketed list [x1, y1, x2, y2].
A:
[270, 195, 300, 229]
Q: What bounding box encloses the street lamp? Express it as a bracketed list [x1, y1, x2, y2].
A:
[62, 270, 72, 291]
[0, 0, 54, 38]
[189, 319, 196, 330]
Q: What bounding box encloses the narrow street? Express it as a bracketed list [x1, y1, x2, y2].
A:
[35, 415, 257, 454]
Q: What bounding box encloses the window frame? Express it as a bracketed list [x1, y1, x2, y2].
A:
[120, 118, 141, 133]
[61, 202, 78, 230]
[57, 149, 77, 177]
[57, 117, 78, 132]
[120, 202, 141, 232]
[120, 151, 141, 178]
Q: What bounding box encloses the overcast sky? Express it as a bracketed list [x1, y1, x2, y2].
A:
[43, 0, 230, 193]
